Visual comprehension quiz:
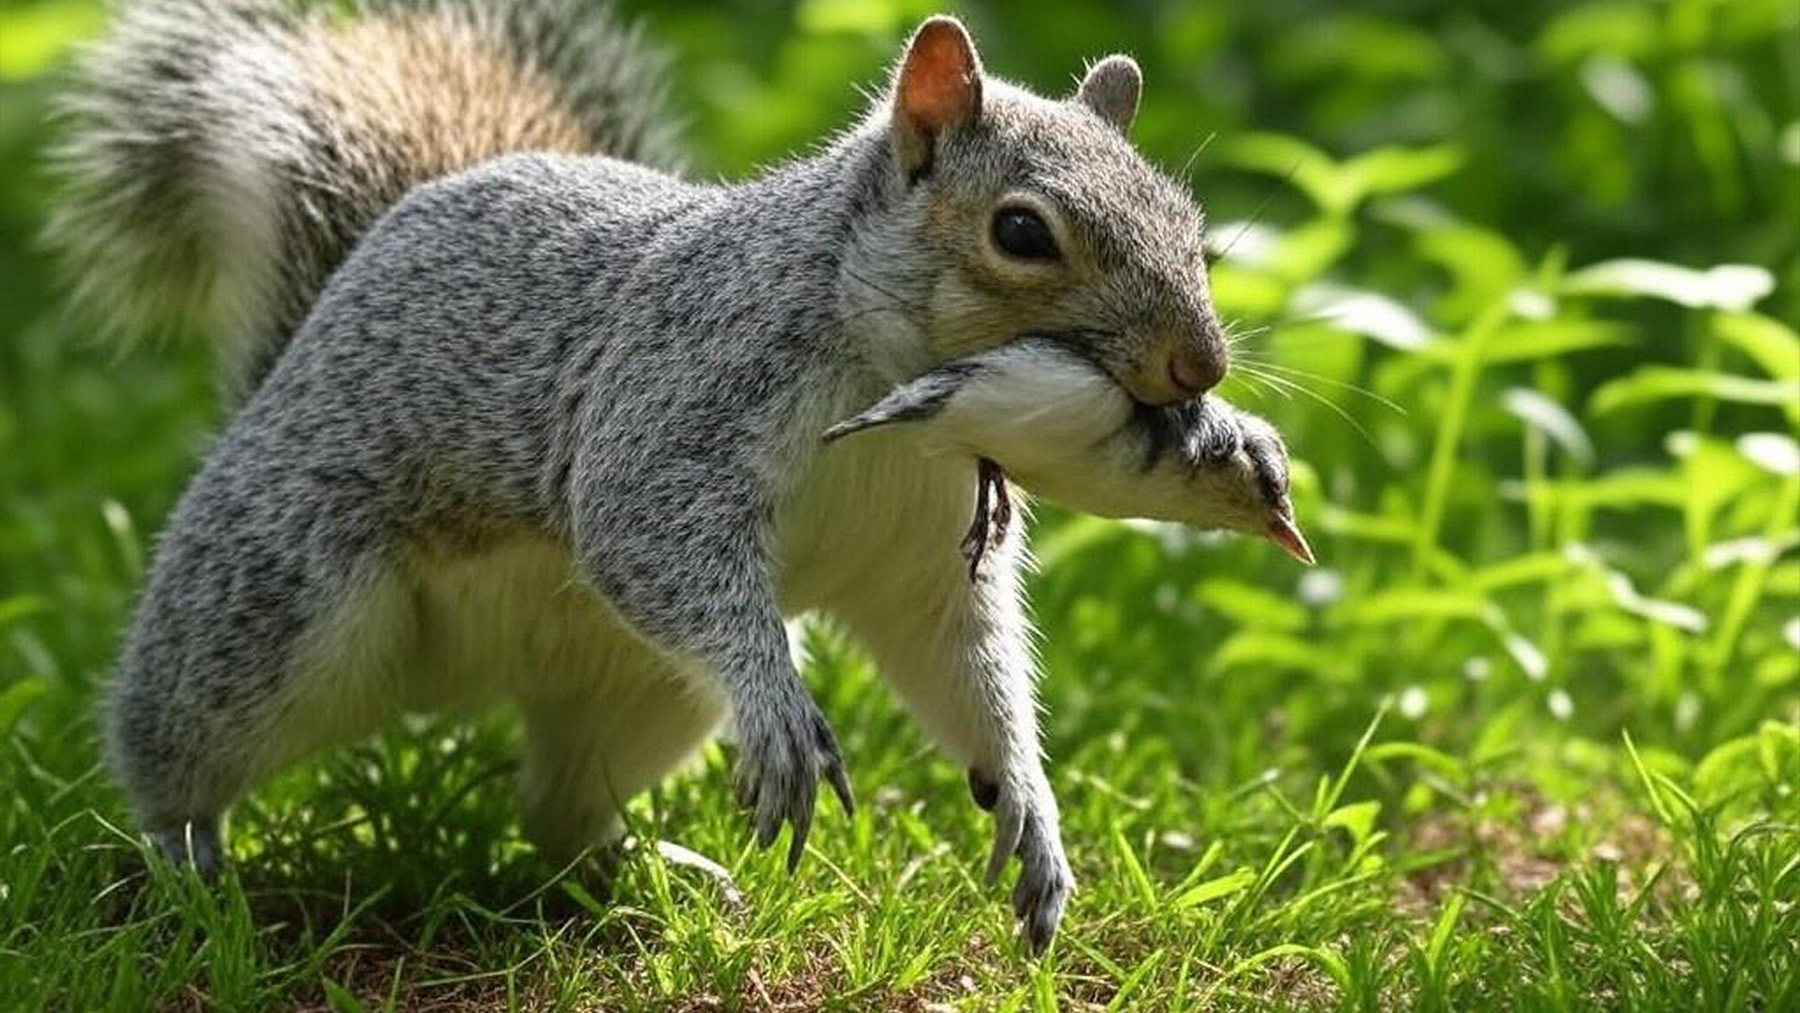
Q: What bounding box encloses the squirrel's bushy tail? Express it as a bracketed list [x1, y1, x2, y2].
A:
[49, 0, 680, 396]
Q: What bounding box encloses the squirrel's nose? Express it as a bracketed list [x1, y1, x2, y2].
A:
[1167, 343, 1227, 398]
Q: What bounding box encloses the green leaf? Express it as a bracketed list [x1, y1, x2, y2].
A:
[1265, 219, 1355, 283]
[321, 978, 369, 1013]
[1104, 951, 1165, 1013]
[1590, 366, 1800, 414]
[1517, 467, 1687, 509]
[1110, 822, 1158, 910]
[1601, 568, 1708, 633]
[559, 879, 609, 918]
[1413, 225, 1528, 322]
[1503, 388, 1595, 466]
[1319, 504, 1418, 543]
[0, 678, 47, 733]
[1493, 628, 1548, 681]
[1679, 436, 1763, 517]
[1481, 319, 1632, 364]
[1622, 730, 1676, 826]
[1340, 144, 1465, 201]
[1465, 551, 1578, 592]
[1323, 800, 1382, 846]
[1334, 587, 1490, 626]
[1365, 742, 1468, 781]
[1031, 960, 1059, 1013]
[1424, 891, 1467, 976]
[1539, 1, 1659, 63]
[0, 596, 47, 627]
[1224, 943, 1353, 993]
[1562, 259, 1775, 311]
[1715, 312, 1800, 380]
[1210, 631, 1341, 675]
[1195, 579, 1308, 631]
[1210, 263, 1290, 319]
[1216, 132, 1342, 210]
[795, 0, 910, 36]
[1692, 732, 1760, 805]
[1409, 320, 1631, 367]
[1293, 283, 1438, 350]
[1758, 720, 1800, 784]
[1219, 134, 1463, 214]
[1031, 515, 1124, 571]
[1171, 868, 1255, 909]
[1276, 14, 1446, 84]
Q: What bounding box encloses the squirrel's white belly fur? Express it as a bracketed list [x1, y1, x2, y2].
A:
[778, 429, 981, 611]
[267, 431, 982, 853]
[272, 534, 725, 857]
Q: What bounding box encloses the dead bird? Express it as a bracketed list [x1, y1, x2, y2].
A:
[826, 337, 1314, 575]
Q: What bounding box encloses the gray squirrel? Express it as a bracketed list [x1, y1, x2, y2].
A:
[51, 0, 1303, 954]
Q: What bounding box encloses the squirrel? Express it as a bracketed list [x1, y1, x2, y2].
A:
[51, 0, 1299, 953]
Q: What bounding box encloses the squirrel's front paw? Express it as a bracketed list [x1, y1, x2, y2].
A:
[733, 688, 854, 872]
[973, 770, 1074, 956]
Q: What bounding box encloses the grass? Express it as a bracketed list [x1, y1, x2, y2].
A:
[4, 295, 1797, 1009]
[4, 0, 1800, 1009]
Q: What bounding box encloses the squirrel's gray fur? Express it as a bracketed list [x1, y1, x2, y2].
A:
[51, 0, 1284, 953]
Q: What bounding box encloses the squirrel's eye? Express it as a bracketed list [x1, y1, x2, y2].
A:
[992, 207, 1059, 261]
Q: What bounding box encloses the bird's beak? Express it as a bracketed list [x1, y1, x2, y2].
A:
[1266, 513, 1315, 566]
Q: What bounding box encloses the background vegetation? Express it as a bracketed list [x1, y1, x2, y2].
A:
[2, 0, 1797, 1008]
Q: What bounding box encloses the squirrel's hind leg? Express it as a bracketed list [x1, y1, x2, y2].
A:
[150, 819, 225, 880]
[106, 455, 416, 870]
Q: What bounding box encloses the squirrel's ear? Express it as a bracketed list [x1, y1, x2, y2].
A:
[891, 16, 983, 181]
[1074, 55, 1141, 134]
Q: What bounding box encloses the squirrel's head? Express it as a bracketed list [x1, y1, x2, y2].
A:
[850, 16, 1225, 407]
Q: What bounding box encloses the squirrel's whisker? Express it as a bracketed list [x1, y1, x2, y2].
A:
[1212, 158, 1301, 264]
[1176, 130, 1218, 184]
[1236, 365, 1376, 444]
[1244, 361, 1407, 416]
[1221, 322, 1271, 348]
[1234, 366, 1295, 402]
[1221, 371, 1275, 403]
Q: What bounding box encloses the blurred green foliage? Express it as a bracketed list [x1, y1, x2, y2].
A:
[1, 0, 1798, 1007]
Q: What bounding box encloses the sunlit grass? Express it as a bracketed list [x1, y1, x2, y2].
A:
[4, 0, 1799, 1008]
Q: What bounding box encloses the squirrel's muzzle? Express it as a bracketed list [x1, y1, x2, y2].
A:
[1167, 343, 1226, 398]
[1132, 337, 1227, 405]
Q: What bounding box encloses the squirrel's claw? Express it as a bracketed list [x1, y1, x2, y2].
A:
[985, 801, 1024, 886]
[785, 795, 813, 873]
[151, 820, 225, 881]
[1011, 807, 1074, 956]
[826, 759, 856, 817]
[978, 774, 1074, 955]
[734, 692, 849, 875]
